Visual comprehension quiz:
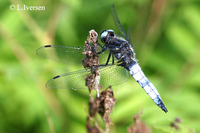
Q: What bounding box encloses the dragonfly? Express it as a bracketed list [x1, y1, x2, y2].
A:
[36, 5, 168, 113]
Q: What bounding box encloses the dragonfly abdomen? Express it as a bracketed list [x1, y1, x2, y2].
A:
[129, 63, 168, 113]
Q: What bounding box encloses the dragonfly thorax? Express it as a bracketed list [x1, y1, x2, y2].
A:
[100, 29, 115, 43]
[101, 31, 137, 70]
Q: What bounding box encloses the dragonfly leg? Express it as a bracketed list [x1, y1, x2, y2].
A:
[98, 43, 104, 49]
[97, 44, 107, 54]
[97, 48, 107, 54]
[112, 53, 115, 65]
[105, 52, 112, 65]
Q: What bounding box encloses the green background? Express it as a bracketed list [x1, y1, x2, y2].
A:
[1, 0, 200, 132]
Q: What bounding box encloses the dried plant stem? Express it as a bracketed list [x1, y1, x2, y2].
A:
[82, 30, 116, 133]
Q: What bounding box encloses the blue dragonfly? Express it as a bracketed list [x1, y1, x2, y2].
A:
[37, 5, 167, 113]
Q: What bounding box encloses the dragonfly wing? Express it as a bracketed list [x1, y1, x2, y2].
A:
[127, 26, 134, 49]
[46, 68, 91, 89]
[36, 45, 86, 64]
[46, 65, 129, 90]
[37, 45, 111, 65]
[99, 65, 129, 87]
[111, 5, 134, 50]
[111, 4, 128, 41]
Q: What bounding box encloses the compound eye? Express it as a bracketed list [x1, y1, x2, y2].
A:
[107, 29, 115, 37]
[100, 30, 108, 43]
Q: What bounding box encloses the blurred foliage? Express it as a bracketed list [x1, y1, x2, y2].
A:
[0, 0, 200, 133]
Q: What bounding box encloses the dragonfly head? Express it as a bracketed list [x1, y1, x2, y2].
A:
[100, 29, 115, 43]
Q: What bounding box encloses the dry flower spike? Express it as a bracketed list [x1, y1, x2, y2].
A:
[83, 30, 116, 133]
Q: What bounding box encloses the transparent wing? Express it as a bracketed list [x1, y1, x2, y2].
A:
[111, 4, 128, 41]
[46, 65, 129, 89]
[99, 65, 129, 87]
[111, 5, 134, 48]
[36, 45, 85, 64]
[127, 26, 134, 49]
[36, 45, 110, 65]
